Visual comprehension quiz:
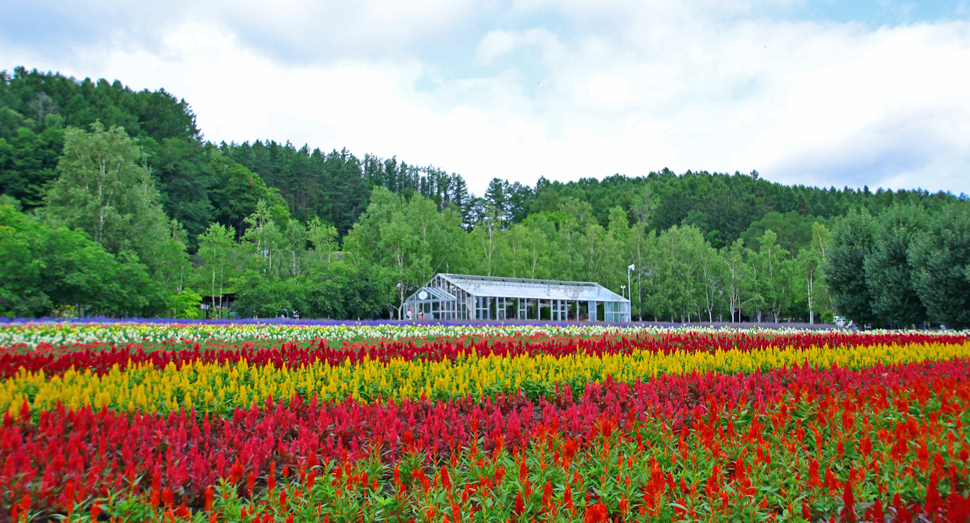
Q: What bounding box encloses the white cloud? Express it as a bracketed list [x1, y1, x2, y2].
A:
[210, 0, 477, 57]
[588, 76, 636, 103]
[476, 28, 562, 66]
[733, 22, 970, 189]
[2, 1, 969, 196]
[476, 31, 523, 65]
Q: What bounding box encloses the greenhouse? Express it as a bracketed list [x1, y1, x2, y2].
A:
[402, 273, 631, 322]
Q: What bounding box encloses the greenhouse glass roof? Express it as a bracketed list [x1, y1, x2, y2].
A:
[437, 274, 626, 302]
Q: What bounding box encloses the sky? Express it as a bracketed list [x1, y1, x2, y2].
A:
[2, 0, 970, 196]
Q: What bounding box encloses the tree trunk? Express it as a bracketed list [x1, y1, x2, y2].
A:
[211, 266, 217, 317]
[807, 266, 814, 324]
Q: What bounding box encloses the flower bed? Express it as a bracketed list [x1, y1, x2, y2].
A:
[1, 323, 969, 522]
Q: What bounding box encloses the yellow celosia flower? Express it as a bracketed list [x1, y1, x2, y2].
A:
[2, 340, 968, 416]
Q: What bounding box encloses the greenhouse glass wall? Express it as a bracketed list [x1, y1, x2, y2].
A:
[402, 274, 631, 322]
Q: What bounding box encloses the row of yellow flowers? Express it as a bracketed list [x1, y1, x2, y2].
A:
[4, 340, 969, 416]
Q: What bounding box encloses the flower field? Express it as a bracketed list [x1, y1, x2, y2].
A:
[2, 323, 970, 522]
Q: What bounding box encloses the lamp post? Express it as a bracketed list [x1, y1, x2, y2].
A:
[627, 264, 634, 299]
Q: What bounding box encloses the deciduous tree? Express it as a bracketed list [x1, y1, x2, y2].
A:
[825, 209, 878, 325]
[865, 204, 928, 326]
[909, 203, 970, 329]
[46, 121, 169, 266]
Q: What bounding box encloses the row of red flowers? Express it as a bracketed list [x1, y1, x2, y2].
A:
[4, 357, 970, 521]
[3, 330, 967, 380]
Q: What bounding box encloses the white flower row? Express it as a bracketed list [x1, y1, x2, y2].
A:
[0, 321, 961, 350]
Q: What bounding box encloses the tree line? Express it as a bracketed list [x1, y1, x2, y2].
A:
[1, 67, 967, 323]
[826, 204, 970, 329]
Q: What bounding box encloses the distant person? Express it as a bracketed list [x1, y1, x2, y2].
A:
[406, 308, 413, 320]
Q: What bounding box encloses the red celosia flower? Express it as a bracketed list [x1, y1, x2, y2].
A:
[514, 492, 525, 516]
[152, 470, 162, 494]
[705, 464, 721, 499]
[825, 466, 839, 494]
[64, 481, 76, 515]
[925, 472, 942, 515]
[583, 502, 607, 523]
[564, 484, 575, 515]
[440, 466, 451, 490]
[230, 461, 244, 485]
[872, 498, 885, 523]
[599, 416, 614, 441]
[412, 468, 430, 493]
[893, 493, 912, 523]
[808, 459, 821, 488]
[19, 399, 30, 422]
[563, 439, 578, 462]
[841, 482, 855, 523]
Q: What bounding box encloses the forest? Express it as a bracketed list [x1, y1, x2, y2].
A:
[1, 67, 968, 327]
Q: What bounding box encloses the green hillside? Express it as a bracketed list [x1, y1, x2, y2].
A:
[2, 67, 967, 325]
